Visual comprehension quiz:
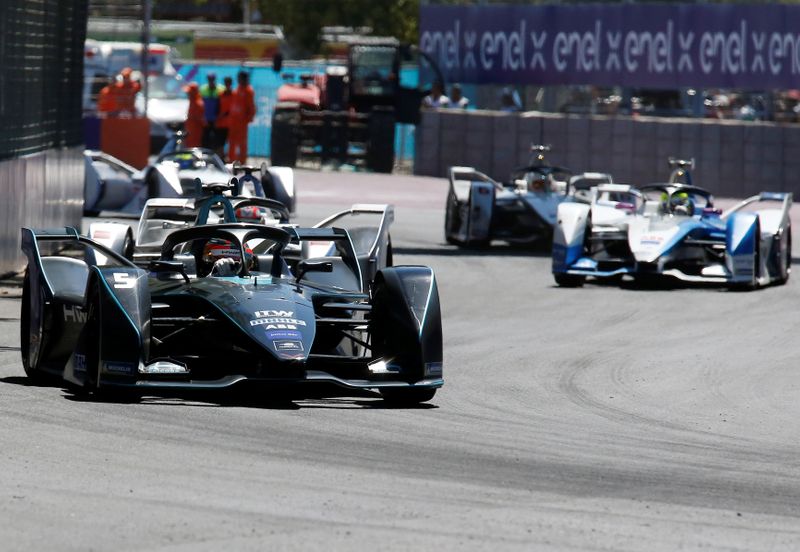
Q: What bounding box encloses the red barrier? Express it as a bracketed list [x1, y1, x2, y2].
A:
[100, 117, 151, 169]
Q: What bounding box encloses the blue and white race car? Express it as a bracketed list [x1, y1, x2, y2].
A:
[552, 181, 793, 290]
[444, 146, 612, 247]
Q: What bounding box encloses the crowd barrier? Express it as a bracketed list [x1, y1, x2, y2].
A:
[0, 147, 84, 274]
[415, 109, 800, 198]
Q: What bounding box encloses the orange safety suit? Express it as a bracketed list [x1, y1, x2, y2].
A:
[110, 79, 141, 116]
[97, 85, 117, 114]
[216, 87, 234, 129]
[228, 84, 256, 163]
[184, 86, 206, 148]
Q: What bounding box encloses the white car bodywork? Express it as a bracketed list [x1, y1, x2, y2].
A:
[445, 166, 613, 247]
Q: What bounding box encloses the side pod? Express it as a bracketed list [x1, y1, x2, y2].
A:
[552, 202, 590, 272]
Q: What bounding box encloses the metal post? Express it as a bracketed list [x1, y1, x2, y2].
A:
[243, 0, 251, 33]
[141, 0, 152, 119]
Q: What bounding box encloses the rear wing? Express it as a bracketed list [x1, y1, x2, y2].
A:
[313, 203, 394, 260]
[722, 192, 793, 220]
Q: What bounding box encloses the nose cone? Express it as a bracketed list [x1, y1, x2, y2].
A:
[627, 218, 681, 263]
[248, 307, 315, 361]
[213, 281, 316, 362]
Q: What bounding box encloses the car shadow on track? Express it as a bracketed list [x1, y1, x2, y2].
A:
[394, 243, 550, 258]
[0, 376, 438, 410]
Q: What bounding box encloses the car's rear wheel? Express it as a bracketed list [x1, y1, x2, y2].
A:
[21, 271, 46, 382]
[776, 224, 791, 285]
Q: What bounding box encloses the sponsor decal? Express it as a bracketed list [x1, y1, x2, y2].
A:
[63, 305, 88, 323]
[266, 330, 302, 340]
[254, 310, 293, 317]
[74, 353, 87, 374]
[274, 340, 303, 352]
[112, 272, 136, 289]
[424, 362, 443, 377]
[93, 230, 110, 239]
[640, 235, 665, 246]
[104, 361, 135, 374]
[251, 310, 306, 329]
[250, 318, 307, 328]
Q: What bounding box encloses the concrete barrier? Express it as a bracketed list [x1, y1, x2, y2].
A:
[0, 147, 84, 275]
[415, 109, 800, 198]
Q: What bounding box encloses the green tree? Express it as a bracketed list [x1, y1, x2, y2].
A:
[257, 0, 420, 56]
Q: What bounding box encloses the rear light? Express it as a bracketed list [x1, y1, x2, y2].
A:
[615, 202, 636, 211]
[477, 187, 490, 195]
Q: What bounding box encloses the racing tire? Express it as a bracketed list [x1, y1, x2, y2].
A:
[122, 229, 135, 261]
[776, 225, 792, 285]
[146, 172, 160, 200]
[20, 271, 47, 382]
[554, 273, 586, 288]
[270, 111, 298, 168]
[379, 387, 436, 405]
[366, 108, 396, 174]
[369, 275, 441, 404]
[444, 193, 461, 245]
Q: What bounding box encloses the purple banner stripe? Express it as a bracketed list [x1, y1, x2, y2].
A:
[420, 4, 800, 89]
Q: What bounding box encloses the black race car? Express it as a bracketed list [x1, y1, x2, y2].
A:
[20, 223, 443, 404]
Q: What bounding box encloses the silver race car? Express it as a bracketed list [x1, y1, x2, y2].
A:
[444, 145, 612, 247]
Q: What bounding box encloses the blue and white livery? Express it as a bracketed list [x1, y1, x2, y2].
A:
[553, 182, 793, 290]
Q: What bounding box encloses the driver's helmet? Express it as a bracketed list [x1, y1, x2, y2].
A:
[174, 153, 196, 170]
[528, 176, 548, 193]
[202, 239, 254, 269]
[669, 191, 694, 216]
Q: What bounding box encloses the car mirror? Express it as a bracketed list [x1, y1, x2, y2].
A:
[149, 260, 190, 284]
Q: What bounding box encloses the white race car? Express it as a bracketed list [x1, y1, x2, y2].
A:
[444, 146, 612, 247]
[84, 147, 296, 217]
[553, 180, 793, 289]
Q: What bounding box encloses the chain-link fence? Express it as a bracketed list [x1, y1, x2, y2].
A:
[0, 0, 88, 161]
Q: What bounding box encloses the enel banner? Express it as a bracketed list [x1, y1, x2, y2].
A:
[420, 4, 800, 89]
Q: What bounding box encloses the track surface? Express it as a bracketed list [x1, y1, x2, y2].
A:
[2, 170, 800, 550]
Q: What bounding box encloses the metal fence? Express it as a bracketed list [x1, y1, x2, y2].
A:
[0, 0, 87, 161]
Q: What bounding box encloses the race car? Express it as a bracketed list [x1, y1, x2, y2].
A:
[89, 182, 395, 293]
[20, 223, 442, 404]
[83, 150, 146, 216]
[552, 183, 793, 289]
[444, 146, 612, 247]
[84, 146, 296, 216]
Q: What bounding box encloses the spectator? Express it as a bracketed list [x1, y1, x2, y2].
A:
[229, 70, 256, 164]
[423, 80, 450, 108]
[96, 77, 117, 115]
[448, 84, 469, 109]
[500, 87, 522, 112]
[200, 72, 225, 150]
[110, 67, 141, 116]
[216, 76, 235, 159]
[183, 82, 205, 148]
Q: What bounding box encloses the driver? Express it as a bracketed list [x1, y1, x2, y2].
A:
[202, 239, 254, 276]
[174, 152, 198, 171]
[669, 191, 694, 216]
[528, 177, 548, 193]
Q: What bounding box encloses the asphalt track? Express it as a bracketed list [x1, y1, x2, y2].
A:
[2, 169, 800, 551]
